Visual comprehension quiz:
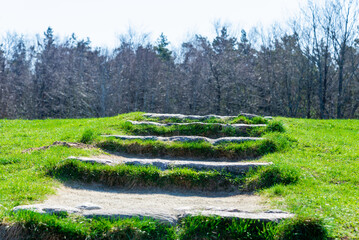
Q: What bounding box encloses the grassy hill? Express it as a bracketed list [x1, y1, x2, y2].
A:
[0, 113, 358, 239]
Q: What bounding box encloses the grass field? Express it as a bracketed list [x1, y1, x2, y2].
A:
[0, 112, 358, 239]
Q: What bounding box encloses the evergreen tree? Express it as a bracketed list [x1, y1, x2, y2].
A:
[154, 33, 172, 61]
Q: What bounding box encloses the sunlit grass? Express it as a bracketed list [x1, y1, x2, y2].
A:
[0, 113, 358, 238]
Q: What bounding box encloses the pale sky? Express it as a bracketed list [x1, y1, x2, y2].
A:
[0, 0, 302, 48]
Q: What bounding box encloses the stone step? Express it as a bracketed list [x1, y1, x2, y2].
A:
[127, 120, 267, 129]
[143, 113, 237, 120]
[143, 113, 265, 120]
[67, 156, 272, 174]
[12, 184, 293, 225]
[102, 135, 263, 145]
[13, 205, 292, 225]
[180, 208, 294, 223]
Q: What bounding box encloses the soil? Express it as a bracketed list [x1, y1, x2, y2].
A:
[22, 141, 93, 153]
[39, 181, 270, 223]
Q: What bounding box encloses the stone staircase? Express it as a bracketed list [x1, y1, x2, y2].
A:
[14, 113, 292, 225]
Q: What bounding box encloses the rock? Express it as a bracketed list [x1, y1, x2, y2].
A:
[42, 206, 80, 214]
[68, 156, 115, 165]
[82, 208, 292, 224]
[12, 205, 45, 213]
[209, 136, 263, 145]
[103, 135, 158, 141]
[58, 206, 292, 224]
[68, 156, 272, 174]
[12, 204, 293, 224]
[143, 113, 269, 120]
[143, 113, 237, 121]
[76, 202, 102, 210]
[181, 208, 294, 223]
[238, 112, 262, 119]
[13, 204, 80, 214]
[127, 120, 267, 129]
[82, 210, 178, 225]
[102, 135, 263, 145]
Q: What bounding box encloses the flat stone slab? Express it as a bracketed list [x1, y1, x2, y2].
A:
[12, 205, 291, 225]
[181, 208, 294, 223]
[13, 204, 81, 214]
[143, 113, 237, 120]
[76, 202, 102, 210]
[127, 120, 267, 128]
[68, 156, 272, 174]
[82, 210, 178, 224]
[83, 208, 292, 224]
[12, 184, 293, 225]
[143, 113, 266, 120]
[102, 135, 263, 145]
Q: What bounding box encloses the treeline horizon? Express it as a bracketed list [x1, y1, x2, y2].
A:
[0, 0, 358, 119]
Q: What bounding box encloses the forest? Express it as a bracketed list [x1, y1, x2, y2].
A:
[0, 0, 358, 119]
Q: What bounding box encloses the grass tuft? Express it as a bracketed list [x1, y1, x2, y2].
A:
[243, 165, 300, 191]
[0, 157, 21, 165]
[6, 210, 175, 240]
[2, 211, 329, 240]
[80, 129, 97, 144]
[266, 121, 285, 133]
[178, 215, 278, 240]
[276, 217, 329, 240]
[249, 116, 268, 124]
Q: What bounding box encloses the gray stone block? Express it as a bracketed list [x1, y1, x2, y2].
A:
[143, 112, 269, 120]
[76, 202, 102, 210]
[67, 156, 272, 174]
[102, 135, 263, 145]
[127, 120, 267, 129]
[181, 208, 294, 223]
[13, 204, 80, 214]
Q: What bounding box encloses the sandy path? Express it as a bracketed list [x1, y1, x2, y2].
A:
[45, 183, 266, 212]
[39, 182, 269, 223]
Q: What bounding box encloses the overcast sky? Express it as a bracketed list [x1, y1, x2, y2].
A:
[0, 0, 302, 48]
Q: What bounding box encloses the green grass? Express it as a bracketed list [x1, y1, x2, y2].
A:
[119, 121, 273, 137]
[80, 128, 98, 144]
[0, 112, 358, 238]
[97, 138, 283, 160]
[243, 164, 301, 191]
[275, 216, 328, 240]
[178, 215, 278, 239]
[1, 211, 328, 240]
[143, 114, 269, 125]
[2, 210, 176, 240]
[261, 118, 359, 239]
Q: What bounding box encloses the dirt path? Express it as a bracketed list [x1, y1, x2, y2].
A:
[37, 182, 271, 223]
[45, 182, 266, 212]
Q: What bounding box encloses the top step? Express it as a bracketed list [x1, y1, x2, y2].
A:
[67, 156, 272, 174]
[143, 113, 272, 120]
[102, 135, 263, 145]
[127, 120, 267, 128]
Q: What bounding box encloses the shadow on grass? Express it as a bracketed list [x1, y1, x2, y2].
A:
[96, 137, 283, 161]
[47, 159, 244, 193]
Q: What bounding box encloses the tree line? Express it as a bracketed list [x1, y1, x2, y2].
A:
[0, 0, 358, 119]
